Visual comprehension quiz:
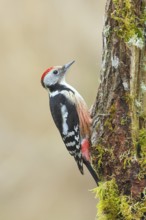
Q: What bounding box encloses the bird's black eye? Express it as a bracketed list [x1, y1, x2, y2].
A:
[53, 70, 58, 75]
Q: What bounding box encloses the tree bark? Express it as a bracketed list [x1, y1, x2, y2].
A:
[91, 0, 146, 219]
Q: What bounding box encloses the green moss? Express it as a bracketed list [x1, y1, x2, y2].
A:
[136, 128, 146, 179]
[94, 145, 105, 168]
[94, 144, 114, 171]
[120, 118, 127, 126]
[124, 93, 134, 104]
[104, 104, 116, 131]
[104, 117, 113, 131]
[139, 113, 146, 122]
[92, 179, 146, 220]
[120, 195, 146, 220]
[120, 196, 133, 220]
[120, 116, 130, 126]
[119, 150, 133, 169]
[138, 128, 146, 157]
[111, 0, 146, 47]
[92, 179, 121, 220]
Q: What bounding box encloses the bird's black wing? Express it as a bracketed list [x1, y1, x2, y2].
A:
[49, 93, 84, 174]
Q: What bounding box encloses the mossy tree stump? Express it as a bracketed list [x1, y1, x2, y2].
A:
[91, 0, 146, 219]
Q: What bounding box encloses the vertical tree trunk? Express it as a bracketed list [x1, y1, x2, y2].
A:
[91, 0, 146, 219]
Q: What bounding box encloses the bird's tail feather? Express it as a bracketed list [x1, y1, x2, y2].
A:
[83, 159, 99, 185]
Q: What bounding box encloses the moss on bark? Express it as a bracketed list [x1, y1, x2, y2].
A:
[91, 0, 146, 219]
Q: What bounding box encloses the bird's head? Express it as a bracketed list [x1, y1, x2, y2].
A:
[41, 60, 75, 89]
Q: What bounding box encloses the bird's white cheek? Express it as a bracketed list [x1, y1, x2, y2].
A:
[44, 74, 57, 86]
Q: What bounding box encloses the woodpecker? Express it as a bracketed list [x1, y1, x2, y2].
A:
[41, 61, 98, 184]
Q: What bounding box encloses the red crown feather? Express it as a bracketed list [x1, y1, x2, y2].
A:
[41, 67, 54, 81]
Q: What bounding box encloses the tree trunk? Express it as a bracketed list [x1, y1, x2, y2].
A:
[91, 0, 146, 219]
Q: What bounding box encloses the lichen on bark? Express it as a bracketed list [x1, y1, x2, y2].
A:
[91, 0, 146, 219]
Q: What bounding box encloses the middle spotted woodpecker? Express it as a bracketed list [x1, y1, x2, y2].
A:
[41, 61, 98, 184]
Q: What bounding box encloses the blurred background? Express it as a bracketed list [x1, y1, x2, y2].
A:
[0, 0, 106, 219]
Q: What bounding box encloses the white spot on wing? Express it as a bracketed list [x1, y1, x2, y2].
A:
[69, 150, 76, 155]
[79, 160, 83, 166]
[75, 135, 79, 142]
[66, 141, 76, 147]
[78, 152, 82, 158]
[61, 104, 68, 135]
[67, 131, 75, 137]
[76, 144, 80, 149]
[74, 125, 79, 132]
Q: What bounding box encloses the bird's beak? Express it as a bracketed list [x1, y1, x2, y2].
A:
[62, 60, 75, 73]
